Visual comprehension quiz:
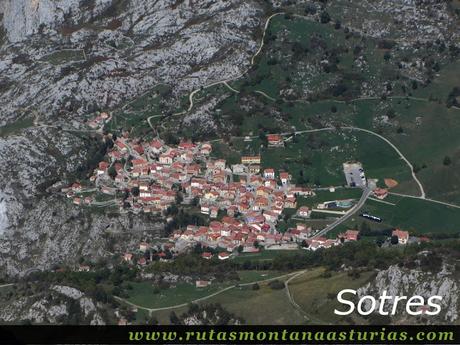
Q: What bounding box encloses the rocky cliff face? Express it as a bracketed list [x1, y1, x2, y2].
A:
[357, 264, 459, 324]
[0, 0, 85, 43]
[0, 0, 264, 276]
[0, 194, 7, 236]
[0, 284, 106, 324]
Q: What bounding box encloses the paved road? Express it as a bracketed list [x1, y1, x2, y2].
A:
[312, 187, 372, 238]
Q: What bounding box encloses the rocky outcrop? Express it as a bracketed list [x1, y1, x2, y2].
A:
[0, 193, 164, 276]
[0, 284, 105, 324]
[0, 0, 263, 124]
[0, 194, 7, 236]
[357, 264, 459, 324]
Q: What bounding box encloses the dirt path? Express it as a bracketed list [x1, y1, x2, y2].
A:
[146, 12, 284, 130]
[389, 192, 460, 209]
[339, 127, 426, 199]
[284, 271, 329, 324]
[114, 270, 300, 313]
[0, 283, 14, 289]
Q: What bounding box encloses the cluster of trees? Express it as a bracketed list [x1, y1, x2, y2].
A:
[268, 279, 285, 290]
[234, 240, 460, 274]
[358, 222, 392, 238]
[164, 209, 208, 235]
[18, 264, 139, 313]
[73, 136, 112, 180]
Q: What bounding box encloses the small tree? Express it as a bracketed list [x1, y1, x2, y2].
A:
[108, 165, 117, 179]
[268, 280, 285, 290]
[359, 222, 371, 236]
[390, 235, 399, 245]
[191, 196, 200, 207]
[320, 11, 331, 24]
[169, 311, 180, 325]
[259, 131, 268, 148]
[443, 156, 452, 166]
[131, 186, 140, 197]
[175, 192, 183, 205]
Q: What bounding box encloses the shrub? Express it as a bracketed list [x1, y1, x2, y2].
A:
[268, 280, 285, 290]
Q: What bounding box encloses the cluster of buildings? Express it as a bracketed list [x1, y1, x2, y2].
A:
[64, 120, 418, 265]
[166, 152, 321, 255]
[65, 128, 319, 221]
[64, 130, 326, 256]
[64, 133, 215, 213]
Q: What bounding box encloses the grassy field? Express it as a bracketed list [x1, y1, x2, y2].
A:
[213, 129, 417, 192]
[147, 267, 375, 325]
[362, 98, 460, 203]
[412, 60, 460, 101]
[106, 84, 174, 139]
[40, 49, 86, 65]
[131, 270, 301, 324]
[233, 249, 305, 263]
[236, 270, 283, 284]
[334, 195, 460, 237]
[298, 188, 363, 209]
[288, 268, 375, 324]
[199, 282, 304, 325]
[148, 283, 303, 325]
[100, 7, 460, 220]
[126, 270, 283, 310]
[126, 282, 227, 309]
[149, 272, 305, 325]
[0, 118, 34, 137]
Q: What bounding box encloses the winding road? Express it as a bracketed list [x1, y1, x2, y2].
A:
[146, 12, 284, 131]
[141, 11, 460, 210]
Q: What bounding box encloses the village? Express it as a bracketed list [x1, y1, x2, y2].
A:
[63, 112, 412, 267]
